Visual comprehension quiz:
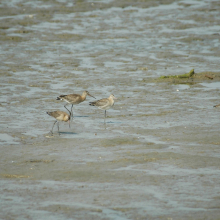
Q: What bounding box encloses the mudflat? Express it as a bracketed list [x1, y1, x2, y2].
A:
[0, 0, 220, 219]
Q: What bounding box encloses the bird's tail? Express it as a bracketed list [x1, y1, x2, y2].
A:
[56, 95, 65, 100]
[89, 102, 95, 106]
[47, 112, 52, 116]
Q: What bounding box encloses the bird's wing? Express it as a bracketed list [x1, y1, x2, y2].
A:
[54, 111, 66, 118]
[65, 94, 80, 102]
[93, 98, 110, 107]
[47, 111, 60, 118]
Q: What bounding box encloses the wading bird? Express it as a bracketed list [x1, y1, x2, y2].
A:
[47, 106, 71, 135]
[89, 94, 117, 120]
[56, 91, 95, 119]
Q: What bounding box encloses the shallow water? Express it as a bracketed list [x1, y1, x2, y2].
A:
[0, 0, 220, 219]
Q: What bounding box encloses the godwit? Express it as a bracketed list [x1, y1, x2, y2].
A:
[214, 104, 220, 107]
[47, 106, 71, 135]
[89, 94, 117, 119]
[56, 91, 95, 119]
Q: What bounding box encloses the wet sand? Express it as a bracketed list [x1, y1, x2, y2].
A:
[0, 0, 220, 219]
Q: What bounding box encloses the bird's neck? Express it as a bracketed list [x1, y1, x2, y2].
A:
[81, 93, 87, 101]
[109, 97, 114, 105]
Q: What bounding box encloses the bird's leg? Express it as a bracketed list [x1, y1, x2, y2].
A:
[64, 105, 71, 129]
[64, 103, 70, 112]
[104, 110, 106, 123]
[51, 120, 57, 135]
[64, 103, 73, 120]
[64, 105, 71, 116]
[57, 122, 60, 135]
[71, 104, 74, 120]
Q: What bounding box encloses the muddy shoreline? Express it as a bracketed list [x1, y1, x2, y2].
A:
[1, 0, 220, 219]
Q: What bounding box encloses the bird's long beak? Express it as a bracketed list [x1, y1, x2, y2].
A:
[88, 93, 96, 99]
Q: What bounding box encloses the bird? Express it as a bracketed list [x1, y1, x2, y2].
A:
[56, 91, 95, 119]
[47, 106, 71, 135]
[214, 104, 220, 107]
[89, 94, 117, 119]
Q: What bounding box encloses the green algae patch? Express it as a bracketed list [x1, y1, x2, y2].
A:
[160, 69, 195, 79]
[156, 69, 220, 83]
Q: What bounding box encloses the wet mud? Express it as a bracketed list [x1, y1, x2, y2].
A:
[0, 0, 220, 219]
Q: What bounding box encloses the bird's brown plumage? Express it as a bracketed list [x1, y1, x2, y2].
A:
[56, 91, 95, 119]
[47, 110, 71, 135]
[57, 91, 95, 105]
[214, 104, 220, 107]
[89, 94, 116, 110]
[47, 111, 70, 122]
[89, 94, 116, 119]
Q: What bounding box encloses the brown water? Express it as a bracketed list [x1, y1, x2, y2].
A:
[0, 0, 220, 219]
